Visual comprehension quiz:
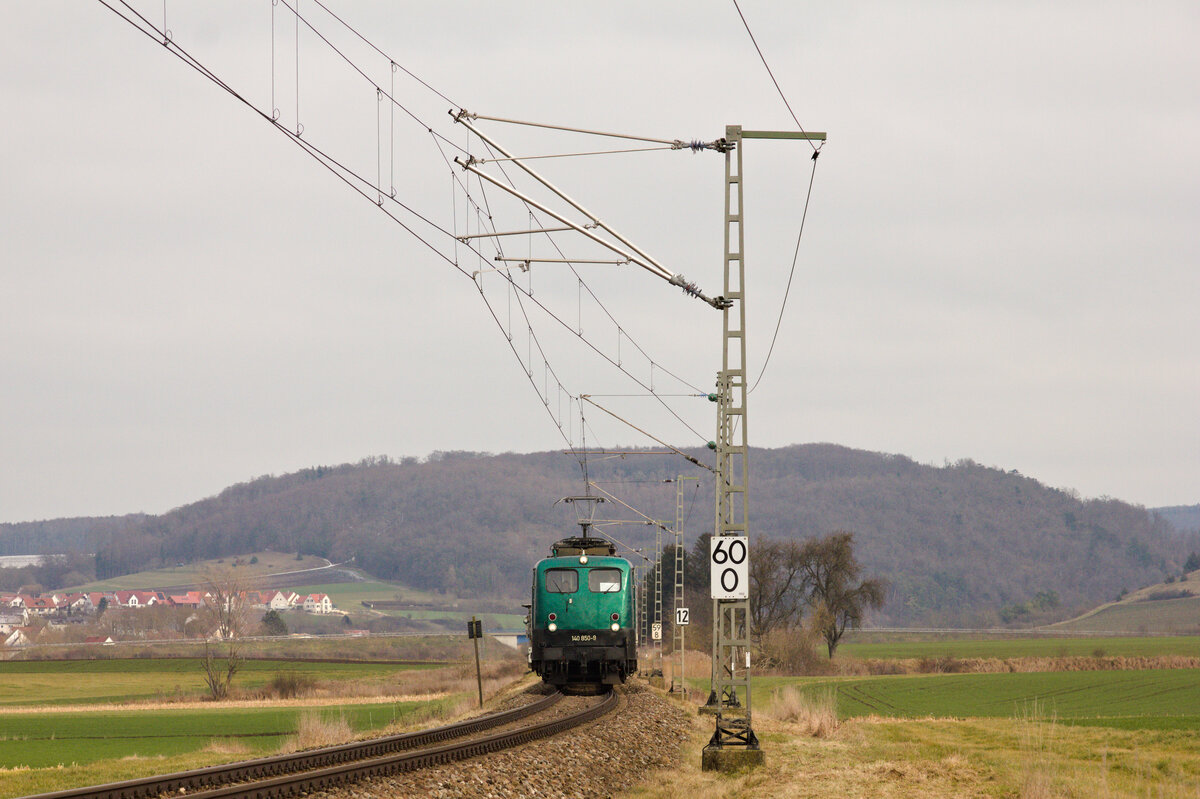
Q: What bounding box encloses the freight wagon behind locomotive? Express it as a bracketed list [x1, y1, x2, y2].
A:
[527, 536, 637, 689]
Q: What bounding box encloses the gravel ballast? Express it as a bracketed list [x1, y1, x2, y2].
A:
[314, 681, 693, 799]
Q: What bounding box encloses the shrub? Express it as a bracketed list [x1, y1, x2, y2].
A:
[917, 655, 964, 674]
[756, 627, 828, 675]
[268, 671, 316, 698]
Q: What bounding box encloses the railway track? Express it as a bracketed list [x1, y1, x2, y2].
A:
[28, 688, 618, 799]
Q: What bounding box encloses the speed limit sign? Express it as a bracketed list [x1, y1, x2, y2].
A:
[710, 536, 749, 600]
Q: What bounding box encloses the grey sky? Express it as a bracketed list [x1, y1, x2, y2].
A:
[2, 2, 1197, 524]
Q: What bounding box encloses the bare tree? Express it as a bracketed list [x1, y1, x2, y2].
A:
[799, 532, 886, 658]
[199, 566, 249, 700]
[748, 539, 809, 641]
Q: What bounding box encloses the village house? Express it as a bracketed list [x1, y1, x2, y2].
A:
[0, 611, 28, 635]
[168, 591, 206, 608]
[21, 597, 58, 616]
[302, 593, 334, 614]
[3, 626, 37, 648]
[267, 590, 301, 610]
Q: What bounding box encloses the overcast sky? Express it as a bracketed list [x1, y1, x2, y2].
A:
[2, 1, 1197, 524]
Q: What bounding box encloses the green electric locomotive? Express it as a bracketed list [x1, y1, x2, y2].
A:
[527, 536, 638, 688]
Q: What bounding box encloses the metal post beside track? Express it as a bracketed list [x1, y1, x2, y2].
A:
[701, 124, 825, 772]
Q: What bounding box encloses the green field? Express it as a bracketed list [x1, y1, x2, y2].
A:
[753, 668, 1200, 730]
[287, 581, 524, 628]
[0, 659, 438, 707]
[70, 553, 333, 591]
[839, 634, 1200, 661]
[0, 700, 433, 768]
[0, 694, 464, 798]
[1051, 595, 1200, 634]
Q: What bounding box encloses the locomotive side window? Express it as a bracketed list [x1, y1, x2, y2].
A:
[544, 569, 579, 593]
[588, 569, 622, 593]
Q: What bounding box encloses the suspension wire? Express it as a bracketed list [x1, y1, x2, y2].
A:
[98, 0, 707, 470]
[96, 0, 467, 280]
[684, 480, 701, 530]
[276, 0, 467, 155]
[582, 397, 714, 473]
[269, 0, 277, 119]
[294, 0, 300, 135]
[476, 139, 707, 397]
[730, 0, 820, 154]
[749, 156, 820, 394]
[432, 139, 711, 445]
[475, 145, 676, 164]
[589, 483, 673, 531]
[308, 0, 459, 107]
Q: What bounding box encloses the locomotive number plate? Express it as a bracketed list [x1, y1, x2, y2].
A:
[571, 634, 598, 642]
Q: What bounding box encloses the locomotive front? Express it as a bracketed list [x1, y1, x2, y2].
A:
[528, 537, 637, 687]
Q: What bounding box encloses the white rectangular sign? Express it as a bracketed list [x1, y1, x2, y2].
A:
[710, 537, 749, 600]
[675, 607, 690, 626]
[651, 622, 662, 641]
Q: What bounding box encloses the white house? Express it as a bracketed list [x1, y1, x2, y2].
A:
[0, 611, 27, 635]
[302, 593, 334, 614]
[269, 591, 300, 610]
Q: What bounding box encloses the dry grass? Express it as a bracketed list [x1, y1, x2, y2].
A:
[621, 682, 1200, 799]
[759, 685, 838, 738]
[280, 711, 356, 752]
[201, 739, 253, 757]
[1016, 699, 1059, 799]
[836, 653, 1200, 676]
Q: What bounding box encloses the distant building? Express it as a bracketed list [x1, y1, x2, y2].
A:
[302, 593, 334, 614]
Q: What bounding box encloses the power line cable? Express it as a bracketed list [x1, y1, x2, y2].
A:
[98, 0, 710, 472]
[730, 0, 819, 154]
[729, 0, 825, 393]
[749, 156, 819, 394]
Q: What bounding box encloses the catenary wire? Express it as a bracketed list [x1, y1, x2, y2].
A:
[98, 0, 710, 472]
[749, 155, 819, 394]
[730, 0, 819, 154]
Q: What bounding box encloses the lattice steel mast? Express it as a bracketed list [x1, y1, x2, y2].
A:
[703, 125, 825, 767]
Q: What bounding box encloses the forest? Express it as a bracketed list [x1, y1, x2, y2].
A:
[1, 445, 1194, 626]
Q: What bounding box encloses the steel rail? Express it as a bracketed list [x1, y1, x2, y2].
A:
[26, 690, 572, 799]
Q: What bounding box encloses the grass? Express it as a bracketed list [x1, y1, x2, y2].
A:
[0, 699, 445, 767]
[839, 634, 1200, 661]
[0, 659, 438, 707]
[1052, 596, 1200, 634]
[625, 682, 1200, 799]
[267, 580, 523, 627]
[0, 660, 529, 797]
[0, 698, 455, 796]
[69, 553, 333, 591]
[751, 668, 1200, 730]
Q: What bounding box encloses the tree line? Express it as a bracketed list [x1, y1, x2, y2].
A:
[2, 444, 1192, 625]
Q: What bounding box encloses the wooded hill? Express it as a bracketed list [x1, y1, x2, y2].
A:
[1, 445, 1193, 626]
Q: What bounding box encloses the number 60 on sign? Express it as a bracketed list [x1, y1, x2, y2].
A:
[710, 537, 749, 599]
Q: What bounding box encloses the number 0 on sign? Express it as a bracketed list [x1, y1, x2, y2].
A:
[710, 537, 749, 599]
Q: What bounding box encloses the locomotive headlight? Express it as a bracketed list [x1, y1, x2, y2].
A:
[611, 622, 620, 631]
[548, 622, 558, 632]
[579, 555, 588, 564]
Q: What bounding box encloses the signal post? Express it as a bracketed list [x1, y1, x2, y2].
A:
[702, 124, 824, 772]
